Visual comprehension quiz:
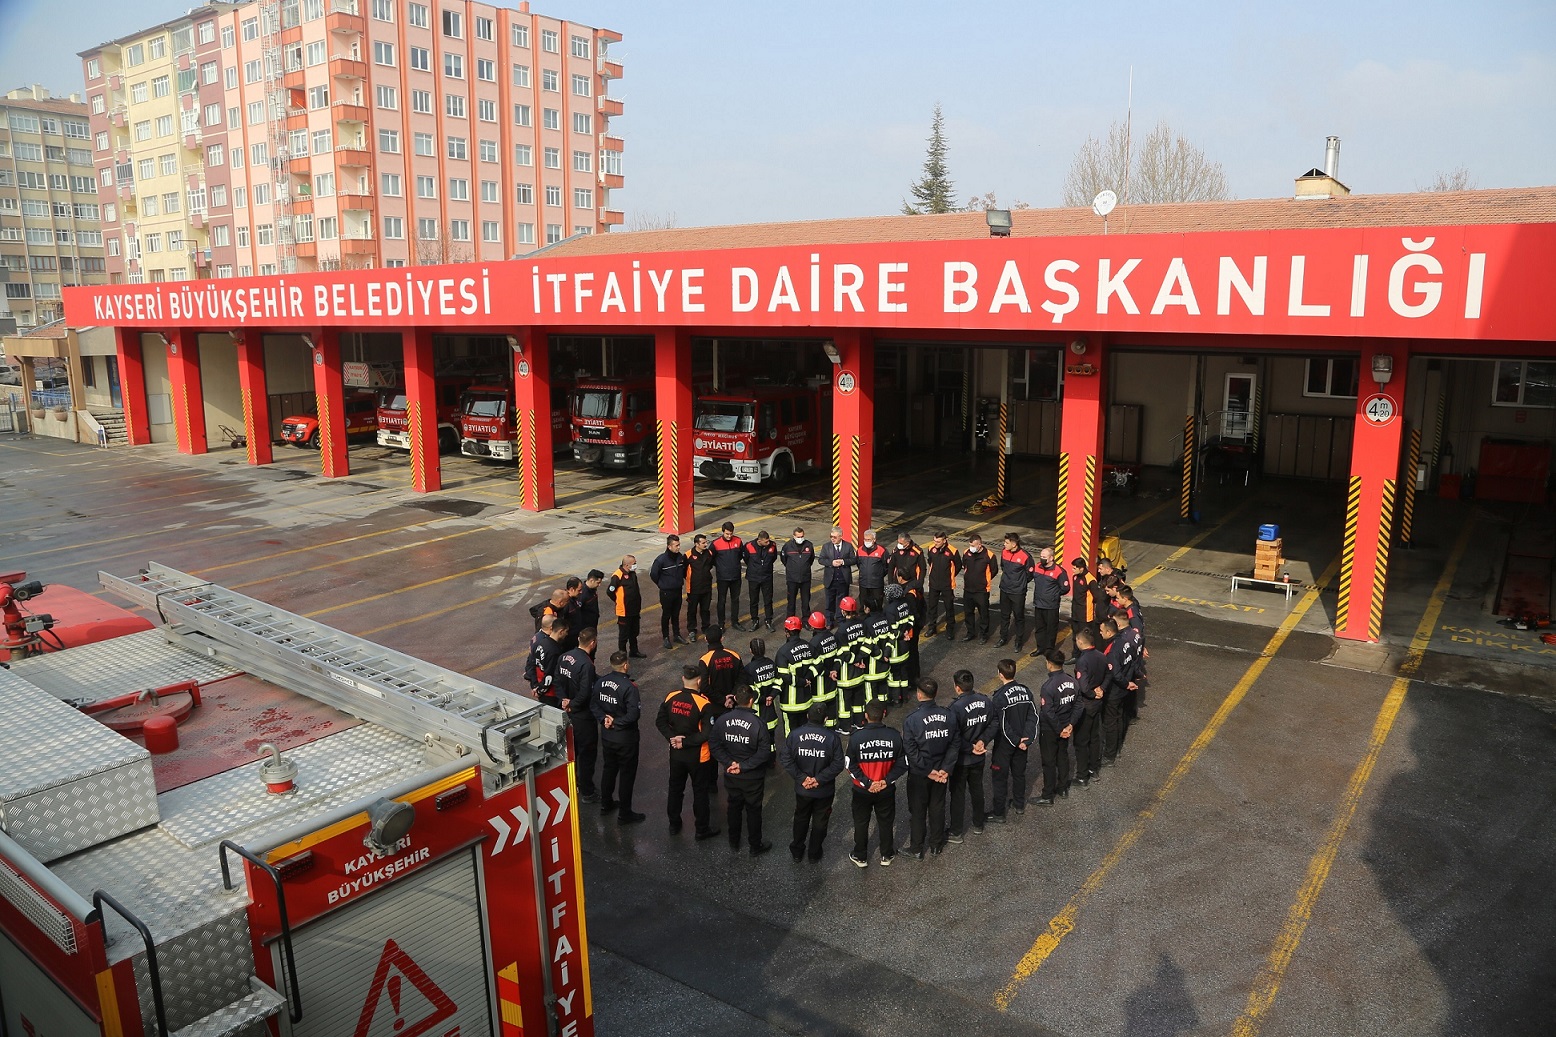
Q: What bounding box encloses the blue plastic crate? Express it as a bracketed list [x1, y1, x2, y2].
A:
[1257, 524, 1280, 541]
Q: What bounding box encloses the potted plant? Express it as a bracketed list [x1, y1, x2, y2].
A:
[51, 405, 69, 421]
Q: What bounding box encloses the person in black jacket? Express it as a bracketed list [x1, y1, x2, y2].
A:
[577, 569, 604, 632]
[1069, 558, 1108, 655]
[779, 704, 845, 863]
[987, 658, 1037, 821]
[781, 527, 816, 621]
[656, 664, 720, 840]
[948, 669, 991, 840]
[605, 557, 646, 659]
[855, 529, 889, 612]
[1072, 629, 1107, 786]
[710, 686, 773, 856]
[685, 534, 716, 641]
[887, 531, 925, 589]
[923, 532, 961, 639]
[556, 627, 599, 801]
[711, 521, 745, 630]
[996, 534, 1036, 650]
[1028, 547, 1070, 659]
[526, 617, 567, 707]
[845, 700, 907, 867]
[960, 534, 996, 643]
[901, 677, 958, 860]
[744, 530, 779, 632]
[1037, 651, 1081, 805]
[650, 535, 690, 650]
[592, 651, 645, 825]
[1100, 617, 1139, 765]
[697, 625, 742, 716]
[818, 527, 857, 627]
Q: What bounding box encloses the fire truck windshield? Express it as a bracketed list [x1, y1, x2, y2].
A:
[463, 394, 506, 418]
[694, 402, 755, 433]
[574, 390, 621, 420]
[383, 392, 409, 411]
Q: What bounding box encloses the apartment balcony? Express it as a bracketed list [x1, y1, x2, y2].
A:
[339, 236, 375, 258]
[290, 194, 313, 215]
[334, 142, 370, 167]
[601, 209, 624, 227]
[601, 135, 624, 152]
[600, 59, 623, 80]
[189, 248, 211, 269]
[289, 151, 312, 175]
[294, 239, 317, 259]
[108, 106, 127, 128]
[190, 210, 207, 230]
[107, 72, 123, 92]
[182, 128, 203, 151]
[332, 101, 368, 125]
[599, 171, 624, 190]
[117, 181, 136, 201]
[329, 57, 366, 81]
[284, 67, 306, 90]
[598, 96, 624, 117]
[280, 24, 303, 46]
[326, 7, 364, 37]
[337, 190, 372, 212]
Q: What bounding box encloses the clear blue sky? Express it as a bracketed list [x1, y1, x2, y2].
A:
[3, 0, 1551, 227]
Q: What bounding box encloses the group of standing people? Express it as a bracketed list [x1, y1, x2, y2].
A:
[521, 519, 1153, 866]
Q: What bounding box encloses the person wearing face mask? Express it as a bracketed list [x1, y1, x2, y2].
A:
[1028, 547, 1071, 660]
[855, 528, 889, 613]
[605, 555, 646, 659]
[887, 531, 926, 591]
[923, 532, 961, 639]
[712, 521, 746, 631]
[781, 527, 817, 621]
[961, 534, 996, 644]
[818, 526, 857, 627]
[996, 533, 1036, 651]
[650, 535, 690, 650]
[743, 530, 779, 632]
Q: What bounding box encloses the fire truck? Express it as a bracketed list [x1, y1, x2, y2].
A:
[458, 384, 571, 462]
[279, 391, 381, 449]
[692, 383, 832, 484]
[570, 379, 655, 470]
[376, 378, 475, 455]
[0, 565, 593, 1037]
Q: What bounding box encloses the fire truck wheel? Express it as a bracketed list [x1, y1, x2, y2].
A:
[439, 427, 459, 454]
[307, 430, 320, 449]
[770, 454, 793, 485]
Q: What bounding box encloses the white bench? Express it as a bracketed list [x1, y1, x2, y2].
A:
[1231, 574, 1301, 604]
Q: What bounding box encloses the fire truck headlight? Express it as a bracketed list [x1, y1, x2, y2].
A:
[365, 798, 415, 855]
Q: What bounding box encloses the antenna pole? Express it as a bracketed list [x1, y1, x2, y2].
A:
[1121, 66, 1134, 205]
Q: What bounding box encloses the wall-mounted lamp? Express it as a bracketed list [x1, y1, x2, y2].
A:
[821, 341, 842, 365]
[299, 333, 316, 351]
[227, 330, 245, 345]
[1069, 338, 1088, 356]
[1371, 353, 1394, 385]
[985, 209, 1012, 238]
[150, 332, 170, 347]
[506, 334, 524, 355]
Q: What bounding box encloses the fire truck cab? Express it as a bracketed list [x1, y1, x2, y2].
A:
[279, 390, 381, 449]
[377, 378, 473, 454]
[693, 383, 832, 484]
[459, 384, 571, 462]
[570, 378, 655, 470]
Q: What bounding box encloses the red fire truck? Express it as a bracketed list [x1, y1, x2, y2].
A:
[570, 378, 656, 470]
[376, 378, 476, 455]
[692, 383, 832, 484]
[459, 384, 571, 462]
[279, 390, 381, 449]
[0, 564, 594, 1037]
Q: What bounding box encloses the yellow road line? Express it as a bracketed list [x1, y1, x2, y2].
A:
[1132, 498, 1257, 588]
[192, 520, 458, 575]
[228, 527, 487, 589]
[993, 551, 1342, 1012]
[1228, 514, 1476, 1037]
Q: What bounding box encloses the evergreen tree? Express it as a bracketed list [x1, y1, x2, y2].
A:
[902, 104, 958, 215]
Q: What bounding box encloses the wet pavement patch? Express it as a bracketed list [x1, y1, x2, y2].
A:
[404, 498, 488, 518]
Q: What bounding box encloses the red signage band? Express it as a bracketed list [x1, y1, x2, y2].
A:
[64, 223, 1556, 342]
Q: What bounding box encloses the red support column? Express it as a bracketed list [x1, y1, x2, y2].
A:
[1336, 343, 1409, 642]
[402, 327, 441, 493]
[1055, 337, 1108, 567]
[512, 327, 556, 512]
[830, 330, 875, 543]
[312, 329, 349, 478]
[235, 330, 273, 466]
[653, 327, 694, 533]
[165, 328, 207, 455]
[115, 326, 151, 445]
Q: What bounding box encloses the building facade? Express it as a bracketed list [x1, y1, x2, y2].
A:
[0, 86, 108, 332]
[80, 0, 623, 284]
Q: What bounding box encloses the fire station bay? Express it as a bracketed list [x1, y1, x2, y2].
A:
[62, 188, 1556, 644]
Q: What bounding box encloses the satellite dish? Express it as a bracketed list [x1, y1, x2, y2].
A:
[1092, 190, 1118, 217]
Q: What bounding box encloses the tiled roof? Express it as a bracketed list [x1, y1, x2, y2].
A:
[546, 186, 1556, 258]
[0, 93, 89, 116]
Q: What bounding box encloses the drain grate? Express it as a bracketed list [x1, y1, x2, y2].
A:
[1160, 567, 1234, 580]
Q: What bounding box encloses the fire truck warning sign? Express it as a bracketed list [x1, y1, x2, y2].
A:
[353, 940, 457, 1037]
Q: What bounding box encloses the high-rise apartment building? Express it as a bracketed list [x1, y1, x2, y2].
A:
[0, 86, 108, 331]
[80, 0, 623, 283]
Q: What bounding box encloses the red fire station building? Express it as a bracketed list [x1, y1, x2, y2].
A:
[62, 186, 1556, 644]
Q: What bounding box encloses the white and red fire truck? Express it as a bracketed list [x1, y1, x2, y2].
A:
[0, 566, 593, 1037]
[458, 384, 571, 463]
[570, 379, 655, 470]
[376, 377, 475, 455]
[692, 383, 832, 484]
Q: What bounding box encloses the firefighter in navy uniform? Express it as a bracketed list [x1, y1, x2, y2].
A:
[779, 704, 846, 863]
[685, 534, 716, 641]
[526, 617, 567, 707]
[556, 627, 599, 802]
[1117, 588, 1149, 718]
[605, 556, 646, 658]
[711, 521, 745, 631]
[862, 598, 894, 707]
[773, 615, 816, 736]
[923, 532, 961, 638]
[743, 637, 783, 757]
[807, 611, 841, 726]
[656, 664, 721, 839]
[845, 699, 908, 868]
[855, 528, 890, 612]
[698, 624, 743, 716]
[591, 651, 646, 825]
[577, 569, 604, 633]
[710, 686, 773, 856]
[833, 597, 870, 730]
[1069, 558, 1109, 656]
[948, 668, 992, 840]
[960, 534, 996, 643]
[883, 582, 915, 705]
[987, 658, 1037, 821]
[901, 677, 958, 860]
[1101, 615, 1141, 763]
[997, 534, 1036, 650]
[650, 535, 690, 650]
[781, 527, 817, 621]
[1072, 628, 1107, 786]
[743, 530, 780, 632]
[1037, 651, 1082, 805]
[1028, 547, 1070, 659]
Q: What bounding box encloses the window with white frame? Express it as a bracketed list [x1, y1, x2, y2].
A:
[475, 15, 493, 40]
[543, 146, 559, 168]
[1303, 357, 1359, 399]
[482, 220, 499, 242]
[480, 179, 497, 202]
[371, 0, 393, 21]
[151, 75, 170, 98]
[201, 61, 218, 84]
[601, 149, 622, 176]
[442, 9, 461, 37]
[96, 130, 109, 151]
[314, 172, 333, 196]
[91, 94, 105, 114]
[513, 103, 531, 127]
[137, 157, 155, 179]
[241, 17, 259, 40]
[308, 85, 329, 109]
[449, 219, 470, 241]
[572, 225, 592, 236]
[573, 112, 592, 134]
[126, 43, 145, 64]
[148, 35, 166, 58]
[379, 128, 400, 152]
[382, 215, 403, 238]
[445, 94, 465, 118]
[234, 186, 246, 207]
[212, 224, 230, 246]
[317, 216, 336, 239]
[217, 264, 233, 277]
[512, 23, 528, 47]
[413, 132, 434, 156]
[211, 184, 227, 206]
[572, 150, 591, 172]
[448, 177, 468, 200]
[155, 115, 173, 136]
[236, 225, 249, 247]
[248, 100, 264, 124]
[517, 221, 534, 243]
[251, 141, 268, 165]
[410, 47, 429, 72]
[446, 136, 466, 159]
[205, 103, 222, 126]
[573, 187, 592, 209]
[541, 29, 558, 52]
[416, 175, 435, 198]
[571, 73, 590, 97]
[311, 128, 331, 153]
[417, 217, 437, 239]
[252, 182, 270, 205]
[514, 144, 531, 166]
[512, 63, 529, 87]
[198, 20, 215, 43]
[373, 40, 394, 65]
[542, 107, 559, 130]
[476, 58, 494, 82]
[376, 84, 398, 109]
[407, 3, 427, 27]
[244, 59, 261, 83]
[478, 138, 497, 162]
[134, 120, 152, 141]
[1493, 361, 1556, 408]
[256, 223, 273, 245]
[159, 153, 177, 175]
[289, 128, 309, 156]
[145, 232, 161, 251]
[307, 40, 326, 65]
[545, 223, 561, 243]
[541, 68, 558, 91]
[544, 184, 560, 206]
[87, 57, 101, 78]
[208, 143, 225, 165]
[570, 35, 590, 58]
[411, 89, 432, 113]
[381, 173, 401, 195]
[444, 53, 463, 79]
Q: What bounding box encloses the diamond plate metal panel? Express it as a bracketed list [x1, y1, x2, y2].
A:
[129, 907, 256, 1034]
[170, 981, 286, 1037]
[8, 629, 239, 706]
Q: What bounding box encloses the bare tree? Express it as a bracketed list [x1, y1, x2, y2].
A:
[965, 191, 1031, 211]
[1425, 166, 1478, 192]
[413, 233, 474, 265]
[1062, 120, 1229, 207]
[627, 211, 679, 232]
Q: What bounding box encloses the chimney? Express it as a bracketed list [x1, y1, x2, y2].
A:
[1295, 135, 1350, 200]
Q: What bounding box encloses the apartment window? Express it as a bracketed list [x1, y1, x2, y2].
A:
[447, 136, 467, 160]
[478, 138, 497, 162]
[382, 215, 403, 238]
[512, 63, 529, 87]
[152, 75, 171, 98]
[29, 255, 57, 272]
[571, 34, 592, 59]
[234, 186, 246, 207]
[480, 179, 498, 202]
[88, 58, 101, 78]
[416, 175, 435, 198]
[376, 85, 398, 109]
[166, 229, 183, 250]
[476, 98, 496, 123]
[297, 41, 321, 66]
[572, 225, 592, 236]
[372, 0, 394, 20]
[221, 24, 235, 47]
[288, 128, 309, 157]
[241, 17, 259, 40]
[75, 203, 102, 220]
[71, 175, 96, 193]
[225, 66, 237, 89]
[68, 146, 92, 165]
[252, 182, 271, 205]
[476, 58, 495, 82]
[513, 104, 531, 127]
[311, 172, 331, 197]
[381, 172, 402, 195]
[1303, 358, 1359, 399]
[251, 142, 268, 166]
[248, 100, 264, 124]
[545, 223, 561, 244]
[204, 102, 222, 127]
[244, 59, 261, 83]
[413, 132, 434, 156]
[196, 20, 214, 43]
[201, 61, 218, 85]
[137, 157, 155, 180]
[148, 36, 166, 58]
[1493, 361, 1556, 409]
[317, 216, 336, 239]
[13, 142, 42, 162]
[407, 3, 428, 28]
[572, 150, 592, 173]
[445, 94, 465, 118]
[601, 149, 623, 176]
[442, 9, 462, 37]
[571, 73, 590, 97]
[444, 53, 463, 79]
[312, 128, 332, 153]
[516, 222, 535, 244]
[449, 219, 470, 241]
[541, 68, 558, 91]
[373, 40, 395, 66]
[144, 232, 161, 252]
[7, 113, 38, 132]
[17, 171, 45, 189]
[131, 80, 148, 103]
[541, 29, 558, 52]
[481, 220, 499, 242]
[90, 94, 105, 115]
[514, 144, 531, 166]
[308, 85, 329, 109]
[410, 47, 429, 72]
[158, 153, 176, 175]
[211, 224, 230, 246]
[304, 0, 323, 20]
[543, 146, 559, 168]
[22, 199, 49, 216]
[256, 224, 274, 245]
[216, 264, 233, 277]
[379, 128, 400, 152]
[207, 143, 225, 166]
[127, 43, 145, 65]
[542, 108, 559, 130]
[544, 184, 561, 206]
[571, 113, 593, 137]
[236, 226, 249, 247]
[211, 184, 227, 206]
[95, 130, 109, 151]
[230, 145, 242, 166]
[417, 217, 437, 239]
[407, 89, 431, 114]
[448, 177, 468, 200]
